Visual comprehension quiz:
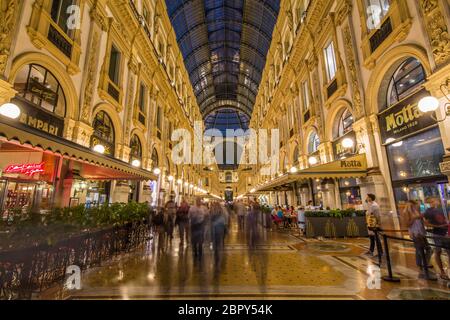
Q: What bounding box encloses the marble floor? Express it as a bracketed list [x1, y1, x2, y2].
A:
[40, 217, 450, 300]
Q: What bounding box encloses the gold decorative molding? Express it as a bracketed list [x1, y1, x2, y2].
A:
[0, 0, 19, 76]
[26, 0, 82, 75]
[418, 0, 450, 67]
[0, 78, 17, 104]
[80, 30, 100, 123]
[342, 25, 363, 119]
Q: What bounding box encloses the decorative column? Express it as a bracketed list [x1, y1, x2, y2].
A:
[72, 1, 107, 146]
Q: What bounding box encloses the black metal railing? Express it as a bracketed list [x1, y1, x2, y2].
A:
[327, 79, 338, 99]
[47, 25, 72, 58]
[370, 17, 393, 53]
[0, 221, 150, 300]
[376, 229, 450, 284]
[107, 83, 120, 102]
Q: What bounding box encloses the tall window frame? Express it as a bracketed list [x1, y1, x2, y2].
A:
[308, 131, 320, 154]
[324, 41, 337, 82]
[50, 0, 77, 38]
[337, 109, 354, 139]
[108, 45, 121, 85]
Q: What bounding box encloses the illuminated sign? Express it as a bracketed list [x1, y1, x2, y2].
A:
[4, 162, 45, 176]
[378, 89, 436, 142]
[6, 97, 65, 137]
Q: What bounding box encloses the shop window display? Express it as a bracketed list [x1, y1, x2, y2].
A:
[386, 128, 444, 182]
[338, 178, 362, 210]
[14, 64, 66, 117]
[91, 111, 115, 156]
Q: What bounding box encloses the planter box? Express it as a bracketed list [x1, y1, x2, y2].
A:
[305, 216, 368, 238]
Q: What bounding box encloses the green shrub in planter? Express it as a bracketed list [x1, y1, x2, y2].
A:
[305, 209, 366, 219]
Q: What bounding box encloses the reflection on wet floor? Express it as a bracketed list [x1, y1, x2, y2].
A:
[41, 215, 450, 300]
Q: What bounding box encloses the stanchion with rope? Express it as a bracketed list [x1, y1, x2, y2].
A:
[381, 233, 401, 282]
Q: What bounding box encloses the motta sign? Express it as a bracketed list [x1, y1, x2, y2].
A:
[5, 162, 45, 176]
[378, 89, 436, 143]
[333, 131, 356, 159]
[340, 159, 363, 169]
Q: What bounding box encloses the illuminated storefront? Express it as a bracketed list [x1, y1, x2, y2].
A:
[377, 58, 448, 214]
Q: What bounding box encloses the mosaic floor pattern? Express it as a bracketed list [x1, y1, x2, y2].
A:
[39, 217, 449, 300]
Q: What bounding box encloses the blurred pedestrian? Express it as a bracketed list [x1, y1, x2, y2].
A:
[189, 197, 206, 257]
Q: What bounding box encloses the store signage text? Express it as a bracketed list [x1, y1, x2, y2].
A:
[19, 113, 60, 136]
[340, 160, 363, 169]
[385, 103, 421, 133]
[333, 131, 356, 159]
[378, 89, 436, 142]
[5, 162, 45, 176]
[8, 98, 65, 137]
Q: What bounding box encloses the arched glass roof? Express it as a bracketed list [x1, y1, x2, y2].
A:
[165, 0, 280, 132]
[204, 108, 250, 133]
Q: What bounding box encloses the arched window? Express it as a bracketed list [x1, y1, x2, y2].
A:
[13, 64, 66, 117]
[386, 57, 425, 107]
[336, 109, 354, 138]
[151, 148, 159, 168]
[308, 131, 320, 154]
[129, 134, 142, 161]
[293, 145, 299, 165]
[91, 111, 115, 156]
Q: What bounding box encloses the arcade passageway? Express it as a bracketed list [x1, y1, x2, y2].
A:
[41, 215, 449, 300]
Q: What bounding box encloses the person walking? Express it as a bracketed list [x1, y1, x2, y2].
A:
[424, 197, 450, 281]
[235, 200, 246, 230]
[210, 202, 227, 262]
[365, 194, 383, 258]
[152, 208, 166, 253]
[403, 200, 434, 279]
[176, 197, 190, 245]
[189, 197, 206, 257]
[246, 201, 259, 249]
[164, 196, 177, 241]
[297, 206, 306, 236]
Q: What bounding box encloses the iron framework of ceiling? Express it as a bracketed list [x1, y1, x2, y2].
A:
[165, 0, 280, 133]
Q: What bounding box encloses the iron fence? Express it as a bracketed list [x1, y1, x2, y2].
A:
[0, 220, 150, 300]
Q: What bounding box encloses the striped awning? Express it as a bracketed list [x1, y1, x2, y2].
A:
[256, 154, 368, 192]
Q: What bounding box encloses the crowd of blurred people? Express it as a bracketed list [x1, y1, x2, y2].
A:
[149, 196, 230, 261]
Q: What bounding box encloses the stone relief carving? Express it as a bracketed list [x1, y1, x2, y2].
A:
[419, 0, 450, 66]
[0, 0, 18, 75]
[81, 31, 100, 123]
[343, 25, 363, 118]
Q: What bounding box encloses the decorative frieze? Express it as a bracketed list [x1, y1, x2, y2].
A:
[419, 0, 450, 66]
[0, 0, 19, 75]
[343, 25, 363, 119]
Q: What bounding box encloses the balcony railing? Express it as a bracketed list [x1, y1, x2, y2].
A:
[107, 82, 120, 102]
[327, 78, 338, 99]
[47, 24, 72, 58]
[370, 17, 393, 53]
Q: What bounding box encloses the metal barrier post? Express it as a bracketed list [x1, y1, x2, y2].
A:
[374, 229, 382, 266]
[381, 233, 400, 282]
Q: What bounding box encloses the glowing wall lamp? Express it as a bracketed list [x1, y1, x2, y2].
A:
[93, 144, 106, 154]
[0, 103, 21, 119]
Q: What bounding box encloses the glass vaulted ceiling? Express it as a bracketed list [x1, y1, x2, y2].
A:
[165, 0, 280, 133]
